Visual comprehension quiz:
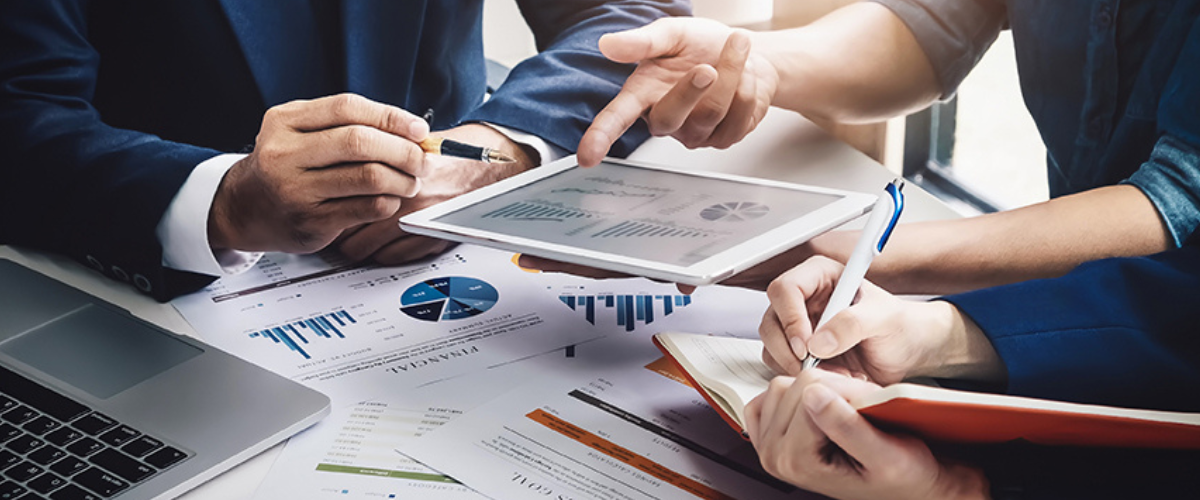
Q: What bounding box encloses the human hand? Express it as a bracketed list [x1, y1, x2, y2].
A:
[209, 94, 430, 254]
[335, 123, 535, 265]
[759, 255, 954, 382]
[577, 17, 778, 167]
[744, 370, 989, 500]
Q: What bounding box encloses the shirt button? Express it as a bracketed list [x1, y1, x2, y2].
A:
[1096, 6, 1113, 28]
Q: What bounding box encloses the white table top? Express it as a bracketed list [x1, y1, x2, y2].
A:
[0, 107, 960, 499]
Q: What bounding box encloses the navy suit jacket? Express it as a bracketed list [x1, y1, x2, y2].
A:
[941, 244, 1200, 498]
[0, 0, 688, 301]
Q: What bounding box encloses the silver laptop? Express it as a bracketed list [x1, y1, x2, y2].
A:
[0, 259, 330, 499]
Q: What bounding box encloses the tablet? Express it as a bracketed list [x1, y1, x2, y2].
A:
[400, 156, 877, 286]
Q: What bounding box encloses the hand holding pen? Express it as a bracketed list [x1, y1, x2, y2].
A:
[758, 179, 905, 375]
[803, 178, 905, 370]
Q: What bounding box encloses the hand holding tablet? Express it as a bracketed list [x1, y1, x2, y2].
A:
[400, 156, 876, 286]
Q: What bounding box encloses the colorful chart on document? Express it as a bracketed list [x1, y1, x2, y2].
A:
[248, 310, 356, 360]
[558, 293, 691, 332]
[400, 276, 499, 322]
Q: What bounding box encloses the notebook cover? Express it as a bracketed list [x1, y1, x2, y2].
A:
[858, 397, 1200, 449]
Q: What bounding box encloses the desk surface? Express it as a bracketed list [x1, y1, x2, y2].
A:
[0, 108, 960, 499]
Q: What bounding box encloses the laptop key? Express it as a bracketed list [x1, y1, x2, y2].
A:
[95, 427, 137, 448]
[119, 436, 161, 458]
[0, 368, 89, 423]
[0, 424, 19, 443]
[64, 439, 102, 458]
[2, 461, 41, 482]
[0, 450, 18, 469]
[14, 494, 43, 500]
[43, 429, 82, 448]
[0, 407, 37, 426]
[48, 457, 87, 478]
[49, 484, 99, 500]
[0, 396, 13, 413]
[0, 481, 27, 500]
[4, 436, 43, 455]
[21, 416, 59, 436]
[143, 446, 186, 469]
[27, 472, 67, 494]
[28, 446, 67, 466]
[69, 416, 114, 437]
[72, 468, 128, 498]
[88, 450, 153, 483]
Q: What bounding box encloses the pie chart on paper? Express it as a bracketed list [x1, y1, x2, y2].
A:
[699, 201, 770, 222]
[399, 276, 499, 322]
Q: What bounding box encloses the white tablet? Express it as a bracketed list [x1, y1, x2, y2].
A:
[400, 156, 877, 286]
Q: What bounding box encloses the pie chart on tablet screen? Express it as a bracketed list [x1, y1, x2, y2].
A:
[699, 201, 770, 222]
[399, 276, 499, 322]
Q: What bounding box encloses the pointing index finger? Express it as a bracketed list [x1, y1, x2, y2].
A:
[578, 89, 652, 167]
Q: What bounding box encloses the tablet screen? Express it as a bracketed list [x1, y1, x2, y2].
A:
[434, 162, 842, 267]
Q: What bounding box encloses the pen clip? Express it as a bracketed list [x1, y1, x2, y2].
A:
[874, 179, 905, 252]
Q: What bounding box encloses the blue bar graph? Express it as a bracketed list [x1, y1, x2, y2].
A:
[248, 310, 356, 359]
[558, 293, 691, 332]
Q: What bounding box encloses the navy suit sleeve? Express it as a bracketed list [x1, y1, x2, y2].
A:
[463, 0, 691, 157]
[941, 245, 1200, 412]
[0, 1, 220, 301]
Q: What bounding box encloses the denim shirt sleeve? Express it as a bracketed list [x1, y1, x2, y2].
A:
[867, 0, 1007, 97]
[1122, 19, 1200, 247]
[1124, 136, 1200, 247]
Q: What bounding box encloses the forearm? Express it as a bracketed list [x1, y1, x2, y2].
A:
[835, 185, 1172, 295]
[751, 2, 942, 124]
[473, 0, 690, 155]
[940, 244, 1200, 411]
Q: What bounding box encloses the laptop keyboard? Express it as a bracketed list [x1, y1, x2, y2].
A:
[0, 366, 190, 499]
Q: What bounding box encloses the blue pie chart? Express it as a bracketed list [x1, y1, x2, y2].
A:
[399, 276, 499, 322]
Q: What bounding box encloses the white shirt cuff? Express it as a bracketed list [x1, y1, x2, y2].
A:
[157, 153, 263, 277]
[479, 123, 566, 165]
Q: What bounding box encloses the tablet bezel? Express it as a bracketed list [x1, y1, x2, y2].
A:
[400, 156, 876, 286]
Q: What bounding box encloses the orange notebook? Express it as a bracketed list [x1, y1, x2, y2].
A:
[652, 332, 1200, 449]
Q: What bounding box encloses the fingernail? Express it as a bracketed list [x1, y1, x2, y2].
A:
[809, 332, 837, 357]
[804, 384, 836, 413]
[692, 70, 716, 89]
[788, 337, 807, 361]
[409, 120, 429, 139]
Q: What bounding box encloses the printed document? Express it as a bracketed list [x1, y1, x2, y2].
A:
[172, 245, 600, 405]
[405, 288, 820, 500]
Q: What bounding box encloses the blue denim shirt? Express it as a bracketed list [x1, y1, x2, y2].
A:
[872, 0, 1200, 246]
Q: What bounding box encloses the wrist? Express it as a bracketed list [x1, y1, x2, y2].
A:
[915, 301, 1006, 384]
[207, 155, 260, 251]
[749, 29, 799, 110]
[931, 462, 992, 500]
[439, 123, 536, 173]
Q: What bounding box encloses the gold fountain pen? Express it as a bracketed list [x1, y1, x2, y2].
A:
[420, 137, 515, 164]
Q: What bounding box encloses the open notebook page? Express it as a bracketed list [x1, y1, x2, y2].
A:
[657, 333, 776, 427]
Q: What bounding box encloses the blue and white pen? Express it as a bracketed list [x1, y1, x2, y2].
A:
[802, 178, 905, 371]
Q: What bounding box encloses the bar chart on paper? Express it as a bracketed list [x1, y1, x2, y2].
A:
[248, 310, 357, 360]
[558, 292, 691, 332]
